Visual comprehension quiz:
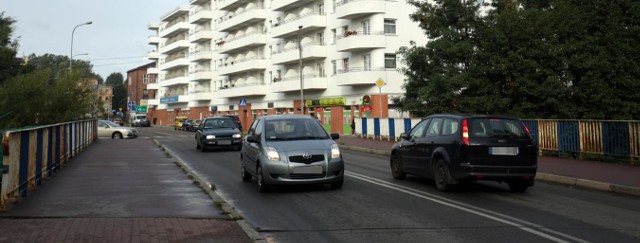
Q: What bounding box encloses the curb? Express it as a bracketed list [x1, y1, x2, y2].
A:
[152, 139, 266, 243]
[339, 145, 640, 197]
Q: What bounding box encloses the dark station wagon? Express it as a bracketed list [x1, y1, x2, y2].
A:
[390, 114, 538, 192]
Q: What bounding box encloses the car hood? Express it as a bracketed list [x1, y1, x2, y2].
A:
[201, 128, 241, 135]
[264, 139, 336, 152]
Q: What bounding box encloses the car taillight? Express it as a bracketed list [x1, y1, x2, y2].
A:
[521, 121, 531, 135]
[462, 119, 469, 145]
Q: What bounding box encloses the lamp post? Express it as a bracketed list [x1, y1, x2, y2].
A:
[70, 21, 92, 70]
[298, 25, 305, 115]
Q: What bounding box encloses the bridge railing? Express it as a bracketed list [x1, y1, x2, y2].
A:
[355, 118, 640, 165]
[0, 119, 97, 211]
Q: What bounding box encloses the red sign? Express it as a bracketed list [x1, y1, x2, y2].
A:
[362, 106, 372, 112]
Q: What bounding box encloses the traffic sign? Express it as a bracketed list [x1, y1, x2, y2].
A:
[375, 78, 385, 87]
[239, 99, 247, 107]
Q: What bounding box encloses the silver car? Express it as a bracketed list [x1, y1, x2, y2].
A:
[97, 120, 138, 139]
[240, 115, 344, 192]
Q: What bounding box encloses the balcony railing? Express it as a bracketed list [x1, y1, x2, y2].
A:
[336, 67, 399, 86]
[217, 32, 267, 54]
[335, 0, 388, 19]
[271, 42, 326, 64]
[270, 74, 328, 93]
[216, 6, 265, 32]
[335, 31, 388, 52]
[271, 12, 326, 38]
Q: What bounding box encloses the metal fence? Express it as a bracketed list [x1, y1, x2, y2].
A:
[356, 118, 640, 165]
[1, 119, 97, 211]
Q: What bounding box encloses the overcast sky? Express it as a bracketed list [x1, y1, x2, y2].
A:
[3, 0, 185, 79]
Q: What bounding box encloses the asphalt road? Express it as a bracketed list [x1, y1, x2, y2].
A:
[140, 126, 640, 243]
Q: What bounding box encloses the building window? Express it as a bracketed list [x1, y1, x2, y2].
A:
[331, 29, 336, 44]
[342, 58, 349, 72]
[317, 62, 325, 77]
[384, 19, 396, 34]
[143, 74, 149, 84]
[317, 32, 324, 45]
[362, 20, 370, 35]
[143, 89, 149, 99]
[331, 60, 337, 75]
[363, 54, 371, 71]
[385, 54, 397, 69]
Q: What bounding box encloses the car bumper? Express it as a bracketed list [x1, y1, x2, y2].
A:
[202, 138, 242, 147]
[452, 163, 537, 180]
[261, 160, 344, 185]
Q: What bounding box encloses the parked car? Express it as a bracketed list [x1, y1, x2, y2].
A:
[97, 120, 138, 139]
[240, 115, 344, 192]
[389, 114, 537, 192]
[187, 119, 201, 132]
[174, 116, 188, 130]
[195, 116, 243, 152]
[181, 119, 193, 131]
[132, 115, 151, 127]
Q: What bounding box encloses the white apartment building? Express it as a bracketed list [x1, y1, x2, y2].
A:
[146, 0, 427, 132]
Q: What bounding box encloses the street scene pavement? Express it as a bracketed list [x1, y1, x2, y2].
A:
[0, 130, 638, 242]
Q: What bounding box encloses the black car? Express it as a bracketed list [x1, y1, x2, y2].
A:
[187, 119, 201, 132]
[181, 119, 193, 131]
[390, 114, 537, 192]
[195, 116, 243, 151]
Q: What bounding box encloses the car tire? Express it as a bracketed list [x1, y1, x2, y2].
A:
[434, 159, 453, 192]
[390, 154, 406, 180]
[257, 165, 269, 192]
[112, 132, 123, 139]
[196, 141, 201, 150]
[330, 179, 344, 189]
[241, 166, 252, 182]
[508, 180, 530, 193]
[200, 141, 207, 152]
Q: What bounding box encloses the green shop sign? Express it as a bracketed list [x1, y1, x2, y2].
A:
[305, 97, 346, 107]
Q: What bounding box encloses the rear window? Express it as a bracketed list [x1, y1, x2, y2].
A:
[469, 118, 528, 138]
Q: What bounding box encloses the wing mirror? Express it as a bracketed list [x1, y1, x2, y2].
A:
[400, 133, 411, 140]
[330, 133, 340, 140]
[246, 135, 259, 143]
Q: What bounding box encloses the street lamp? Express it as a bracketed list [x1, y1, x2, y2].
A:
[298, 25, 305, 115]
[70, 21, 92, 70]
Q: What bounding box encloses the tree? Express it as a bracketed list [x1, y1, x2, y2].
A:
[0, 12, 25, 85]
[105, 72, 127, 113]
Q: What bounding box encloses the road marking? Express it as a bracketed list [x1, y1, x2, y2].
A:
[345, 171, 590, 243]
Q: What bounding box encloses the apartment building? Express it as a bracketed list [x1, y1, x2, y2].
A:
[146, 0, 426, 132]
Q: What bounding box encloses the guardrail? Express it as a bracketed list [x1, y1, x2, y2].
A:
[355, 118, 640, 165]
[1, 119, 97, 211]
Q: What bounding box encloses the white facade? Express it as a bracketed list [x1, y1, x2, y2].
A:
[147, 0, 427, 113]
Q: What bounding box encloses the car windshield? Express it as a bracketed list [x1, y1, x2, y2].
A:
[264, 119, 329, 141]
[469, 118, 528, 138]
[203, 118, 236, 129]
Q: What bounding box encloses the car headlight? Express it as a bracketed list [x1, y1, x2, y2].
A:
[264, 147, 280, 161]
[232, 133, 241, 138]
[331, 143, 341, 159]
[206, 135, 216, 139]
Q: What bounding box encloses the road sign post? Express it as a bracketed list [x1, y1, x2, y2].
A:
[375, 78, 386, 118]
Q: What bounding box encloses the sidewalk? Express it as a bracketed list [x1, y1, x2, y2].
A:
[337, 135, 640, 197]
[0, 138, 254, 242]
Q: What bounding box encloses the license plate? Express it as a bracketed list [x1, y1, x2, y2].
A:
[489, 147, 519, 156]
[293, 166, 322, 174]
[217, 140, 231, 145]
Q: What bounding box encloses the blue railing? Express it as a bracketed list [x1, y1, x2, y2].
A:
[355, 118, 640, 165]
[1, 120, 97, 211]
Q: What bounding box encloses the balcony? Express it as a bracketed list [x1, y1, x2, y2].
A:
[217, 58, 266, 76]
[189, 51, 212, 61]
[335, 0, 387, 19]
[161, 7, 189, 22]
[271, 43, 326, 65]
[270, 75, 327, 93]
[160, 95, 189, 104]
[147, 35, 160, 44]
[216, 83, 267, 98]
[148, 98, 160, 105]
[271, 12, 326, 39]
[159, 40, 189, 54]
[336, 67, 400, 86]
[147, 82, 160, 90]
[159, 76, 189, 87]
[335, 31, 387, 52]
[160, 22, 190, 38]
[147, 67, 160, 74]
[189, 10, 213, 23]
[216, 8, 266, 32]
[148, 23, 160, 30]
[218, 0, 253, 11]
[189, 70, 213, 81]
[190, 0, 211, 4]
[217, 32, 266, 54]
[190, 91, 214, 101]
[160, 58, 189, 71]
[272, 0, 308, 11]
[148, 51, 161, 60]
[190, 30, 212, 42]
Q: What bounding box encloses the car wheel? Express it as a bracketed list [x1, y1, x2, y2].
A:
[241, 165, 252, 182]
[256, 165, 269, 192]
[508, 180, 530, 193]
[390, 154, 406, 180]
[200, 141, 207, 152]
[434, 159, 453, 192]
[112, 132, 123, 139]
[196, 141, 201, 150]
[330, 179, 344, 189]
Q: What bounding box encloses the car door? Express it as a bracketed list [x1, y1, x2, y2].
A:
[97, 120, 110, 137]
[425, 118, 459, 176]
[242, 119, 262, 175]
[420, 117, 444, 176]
[400, 119, 429, 172]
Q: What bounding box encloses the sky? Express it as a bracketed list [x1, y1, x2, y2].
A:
[3, 0, 184, 79]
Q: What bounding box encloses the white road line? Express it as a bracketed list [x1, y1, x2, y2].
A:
[345, 171, 590, 243]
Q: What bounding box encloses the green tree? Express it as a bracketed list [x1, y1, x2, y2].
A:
[0, 12, 25, 85]
[105, 72, 127, 113]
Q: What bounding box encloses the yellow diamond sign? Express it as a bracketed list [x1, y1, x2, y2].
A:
[375, 78, 385, 87]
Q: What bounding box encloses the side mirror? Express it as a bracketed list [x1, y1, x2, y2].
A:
[400, 133, 410, 140]
[330, 133, 340, 140]
[246, 135, 258, 143]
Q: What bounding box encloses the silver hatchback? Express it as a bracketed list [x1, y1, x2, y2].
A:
[240, 115, 344, 192]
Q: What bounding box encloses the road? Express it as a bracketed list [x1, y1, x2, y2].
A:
[140, 126, 640, 243]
